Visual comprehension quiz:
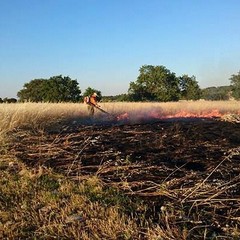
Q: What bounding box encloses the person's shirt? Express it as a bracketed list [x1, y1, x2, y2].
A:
[89, 95, 98, 106]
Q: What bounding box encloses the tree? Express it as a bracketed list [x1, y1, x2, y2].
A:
[83, 87, 102, 101]
[201, 86, 232, 101]
[230, 71, 240, 100]
[42, 76, 81, 102]
[17, 75, 81, 102]
[179, 75, 201, 100]
[114, 94, 130, 102]
[102, 94, 130, 102]
[3, 98, 17, 103]
[17, 79, 47, 102]
[128, 81, 154, 101]
[128, 65, 180, 102]
[0, 98, 3, 103]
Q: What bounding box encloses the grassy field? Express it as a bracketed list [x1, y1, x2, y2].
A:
[0, 101, 240, 239]
[1, 100, 240, 132]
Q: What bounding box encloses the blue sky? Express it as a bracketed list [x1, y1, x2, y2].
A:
[1, 0, 240, 98]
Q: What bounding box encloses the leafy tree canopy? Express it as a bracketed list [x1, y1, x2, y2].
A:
[179, 75, 201, 100]
[17, 75, 81, 102]
[201, 86, 232, 101]
[0, 97, 18, 103]
[102, 94, 130, 102]
[230, 71, 240, 100]
[128, 65, 180, 102]
[3, 98, 17, 103]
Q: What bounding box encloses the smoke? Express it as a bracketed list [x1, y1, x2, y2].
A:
[115, 107, 224, 125]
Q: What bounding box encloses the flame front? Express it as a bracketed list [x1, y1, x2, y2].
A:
[116, 113, 129, 121]
[160, 109, 222, 119]
[116, 109, 226, 123]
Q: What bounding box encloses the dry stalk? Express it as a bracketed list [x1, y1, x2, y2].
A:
[162, 162, 188, 183]
[181, 147, 240, 203]
[66, 136, 91, 176]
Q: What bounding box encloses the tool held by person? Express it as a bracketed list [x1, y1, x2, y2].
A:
[93, 104, 127, 121]
[93, 104, 111, 115]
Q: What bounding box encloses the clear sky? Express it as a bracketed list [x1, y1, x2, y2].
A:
[1, 0, 240, 98]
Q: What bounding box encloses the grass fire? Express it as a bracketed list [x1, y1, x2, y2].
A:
[0, 101, 240, 239]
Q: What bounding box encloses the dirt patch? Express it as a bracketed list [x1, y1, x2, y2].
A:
[12, 117, 240, 237]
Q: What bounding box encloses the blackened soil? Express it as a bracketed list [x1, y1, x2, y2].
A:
[12, 118, 240, 237]
[13, 118, 240, 180]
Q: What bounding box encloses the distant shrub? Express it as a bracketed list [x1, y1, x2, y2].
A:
[2, 98, 17, 103]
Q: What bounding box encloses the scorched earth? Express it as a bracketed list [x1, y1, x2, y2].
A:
[13, 116, 240, 238]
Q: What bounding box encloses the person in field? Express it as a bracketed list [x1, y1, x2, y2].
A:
[84, 92, 100, 116]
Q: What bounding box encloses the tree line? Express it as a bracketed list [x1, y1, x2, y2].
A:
[0, 97, 17, 103]
[1, 65, 240, 103]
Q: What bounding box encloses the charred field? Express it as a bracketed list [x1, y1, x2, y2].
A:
[11, 115, 240, 238]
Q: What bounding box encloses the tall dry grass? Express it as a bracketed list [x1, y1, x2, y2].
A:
[0, 102, 87, 147]
[0, 100, 239, 135]
[102, 100, 240, 118]
[0, 102, 86, 132]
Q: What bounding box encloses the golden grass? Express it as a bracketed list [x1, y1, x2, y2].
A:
[102, 100, 240, 118]
[0, 102, 86, 132]
[0, 100, 239, 131]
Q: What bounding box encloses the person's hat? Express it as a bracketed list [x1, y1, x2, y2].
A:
[93, 92, 98, 96]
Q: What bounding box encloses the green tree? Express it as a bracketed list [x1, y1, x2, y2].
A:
[128, 65, 180, 102]
[17, 79, 46, 102]
[201, 86, 232, 100]
[102, 94, 130, 102]
[3, 98, 17, 103]
[42, 76, 81, 102]
[83, 87, 102, 101]
[128, 82, 154, 101]
[17, 75, 81, 102]
[179, 75, 201, 100]
[114, 94, 130, 102]
[230, 71, 240, 100]
[0, 98, 3, 103]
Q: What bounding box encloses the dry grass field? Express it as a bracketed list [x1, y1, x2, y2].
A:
[1, 100, 240, 132]
[1, 101, 240, 239]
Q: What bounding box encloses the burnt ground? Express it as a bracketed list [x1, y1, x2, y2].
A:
[12, 117, 240, 238]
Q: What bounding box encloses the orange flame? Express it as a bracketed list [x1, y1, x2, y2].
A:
[116, 113, 129, 121]
[164, 109, 222, 119]
[116, 109, 225, 122]
[147, 109, 223, 120]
